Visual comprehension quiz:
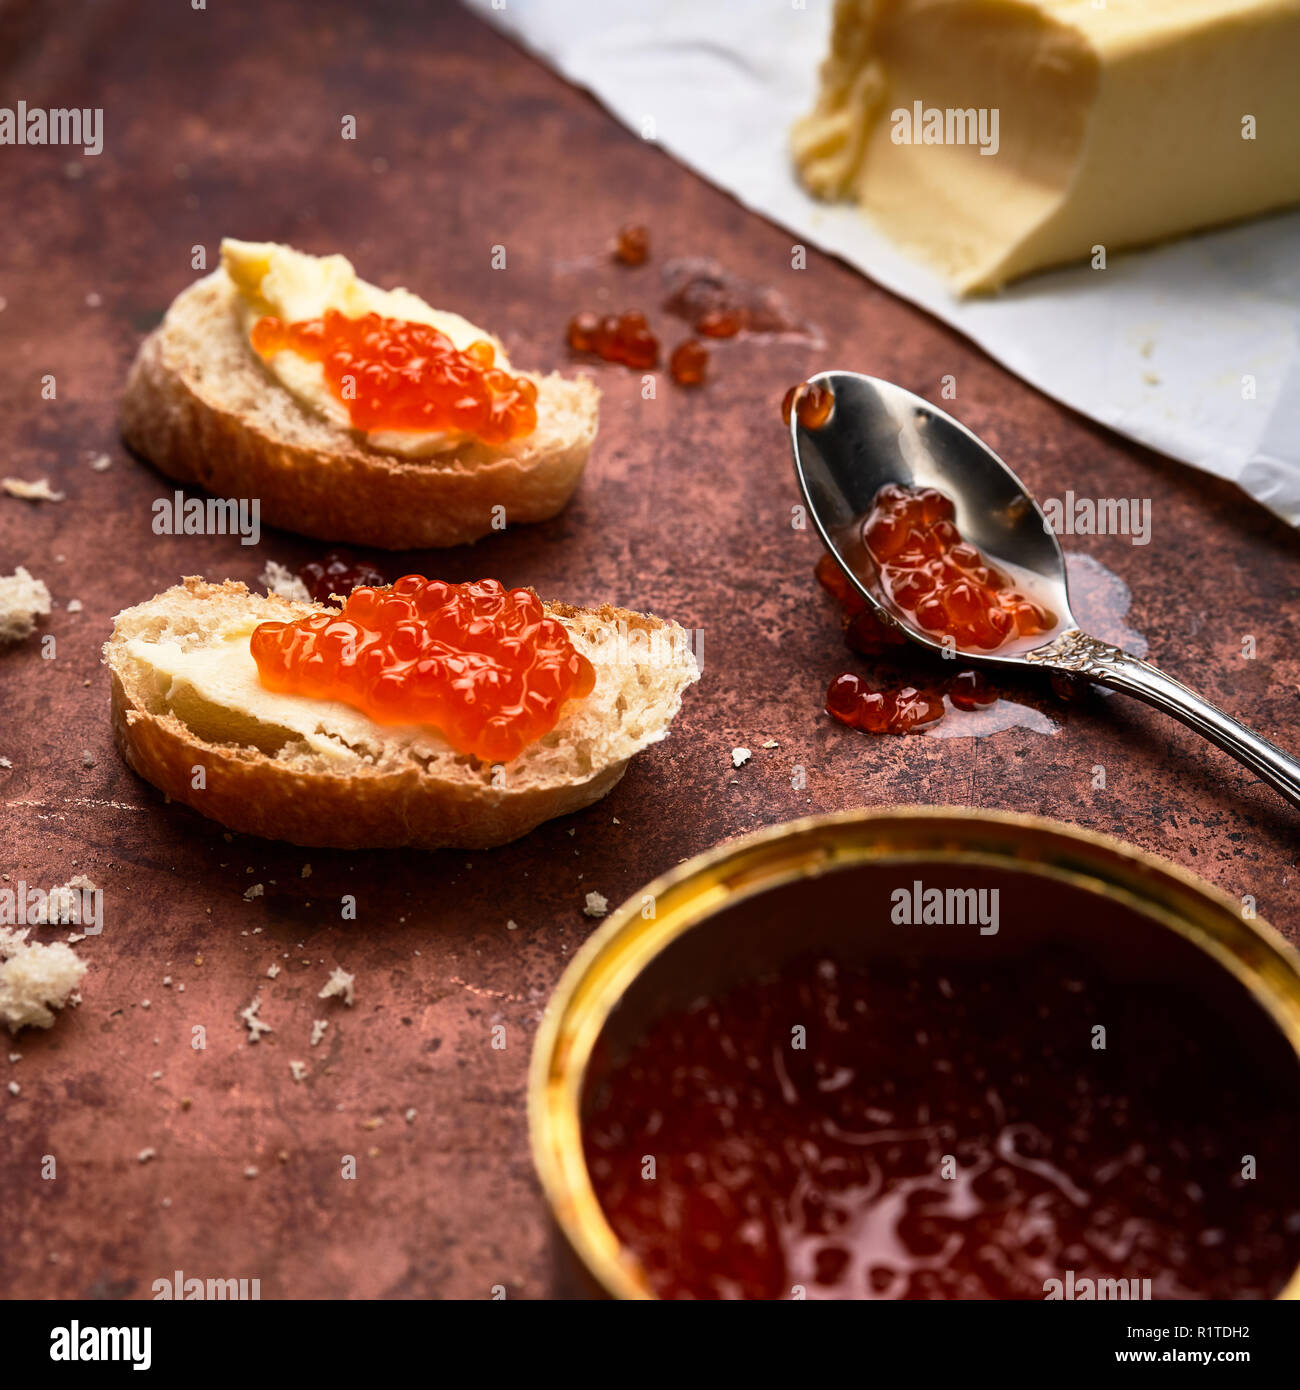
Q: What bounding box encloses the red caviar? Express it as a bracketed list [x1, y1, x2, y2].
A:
[781, 381, 833, 430]
[296, 550, 386, 605]
[669, 338, 708, 386]
[250, 310, 538, 446]
[864, 483, 1054, 649]
[613, 224, 650, 266]
[567, 310, 659, 369]
[249, 577, 596, 763]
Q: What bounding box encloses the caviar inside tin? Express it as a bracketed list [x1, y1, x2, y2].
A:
[580, 865, 1300, 1300]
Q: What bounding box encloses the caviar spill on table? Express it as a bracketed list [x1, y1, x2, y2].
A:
[585, 947, 1300, 1300]
[864, 482, 1055, 650]
[250, 310, 538, 445]
[567, 310, 659, 369]
[669, 339, 709, 386]
[613, 224, 650, 266]
[815, 552, 998, 736]
[295, 551, 387, 605]
[781, 380, 834, 430]
[663, 257, 810, 338]
[250, 577, 596, 763]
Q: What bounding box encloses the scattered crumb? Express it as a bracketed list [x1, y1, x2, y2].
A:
[289, 1060, 308, 1082]
[243, 883, 264, 902]
[30, 874, 98, 925]
[363, 1116, 383, 1130]
[2, 477, 65, 503]
[583, 891, 609, 919]
[731, 747, 752, 768]
[67, 599, 83, 613]
[0, 757, 11, 770]
[266, 963, 280, 979]
[80, 750, 95, 768]
[612, 817, 620, 825]
[239, 995, 272, 1044]
[0, 928, 88, 1032]
[137, 1147, 156, 1164]
[404, 1108, 416, 1124]
[301, 864, 312, 879]
[88, 452, 112, 472]
[310, 1020, 328, 1047]
[162, 976, 171, 987]
[1143, 371, 1161, 386]
[506, 919, 518, 931]
[0, 567, 52, 644]
[244, 1166, 259, 1179]
[259, 560, 310, 603]
[7, 1080, 18, 1096]
[761, 739, 779, 749]
[7, 1052, 19, 1063]
[318, 968, 355, 1007]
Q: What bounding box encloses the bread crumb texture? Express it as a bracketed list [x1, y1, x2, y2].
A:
[0, 929, 87, 1033]
[0, 567, 52, 644]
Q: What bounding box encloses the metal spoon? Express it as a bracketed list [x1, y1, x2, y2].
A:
[790, 370, 1300, 811]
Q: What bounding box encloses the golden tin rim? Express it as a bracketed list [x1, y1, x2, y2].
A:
[529, 807, 1300, 1301]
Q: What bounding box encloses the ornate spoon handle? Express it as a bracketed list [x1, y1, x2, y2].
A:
[1027, 629, 1300, 812]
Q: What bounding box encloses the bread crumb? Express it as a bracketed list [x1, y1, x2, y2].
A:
[67, 598, 83, 613]
[318, 967, 355, 1007]
[731, 747, 752, 768]
[244, 1166, 259, 1179]
[761, 739, 779, 749]
[239, 995, 272, 1043]
[7, 1080, 19, 1096]
[259, 560, 310, 603]
[30, 874, 98, 925]
[301, 863, 312, 878]
[310, 1019, 328, 1047]
[0, 928, 87, 1032]
[583, 891, 609, 918]
[289, 1060, 308, 1082]
[0, 566, 52, 644]
[506, 918, 518, 931]
[2, 477, 65, 503]
[0, 757, 11, 770]
[88, 452, 112, 472]
[243, 883, 264, 901]
[404, 1107, 417, 1123]
[137, 1147, 156, 1163]
[363, 1116, 384, 1130]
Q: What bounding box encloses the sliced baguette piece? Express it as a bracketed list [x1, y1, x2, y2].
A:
[105, 577, 698, 851]
[121, 270, 599, 549]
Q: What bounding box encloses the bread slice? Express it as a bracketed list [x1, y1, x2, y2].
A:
[104, 578, 698, 850]
[121, 271, 599, 549]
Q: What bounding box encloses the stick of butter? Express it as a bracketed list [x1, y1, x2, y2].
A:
[792, 0, 1300, 293]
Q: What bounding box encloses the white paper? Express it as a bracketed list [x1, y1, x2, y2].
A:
[468, 0, 1300, 525]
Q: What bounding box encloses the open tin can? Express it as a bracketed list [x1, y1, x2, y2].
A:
[530, 808, 1300, 1300]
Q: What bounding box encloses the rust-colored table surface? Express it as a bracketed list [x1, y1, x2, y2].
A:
[2, 0, 1298, 1300]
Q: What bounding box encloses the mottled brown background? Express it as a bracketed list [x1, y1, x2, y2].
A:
[1, 0, 1297, 1300]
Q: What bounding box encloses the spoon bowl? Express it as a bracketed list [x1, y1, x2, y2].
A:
[792, 371, 1074, 663]
[789, 371, 1300, 811]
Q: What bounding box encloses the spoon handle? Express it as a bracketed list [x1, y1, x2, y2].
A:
[1029, 630, 1300, 811]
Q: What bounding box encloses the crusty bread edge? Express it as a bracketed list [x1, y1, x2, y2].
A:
[106, 579, 694, 851]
